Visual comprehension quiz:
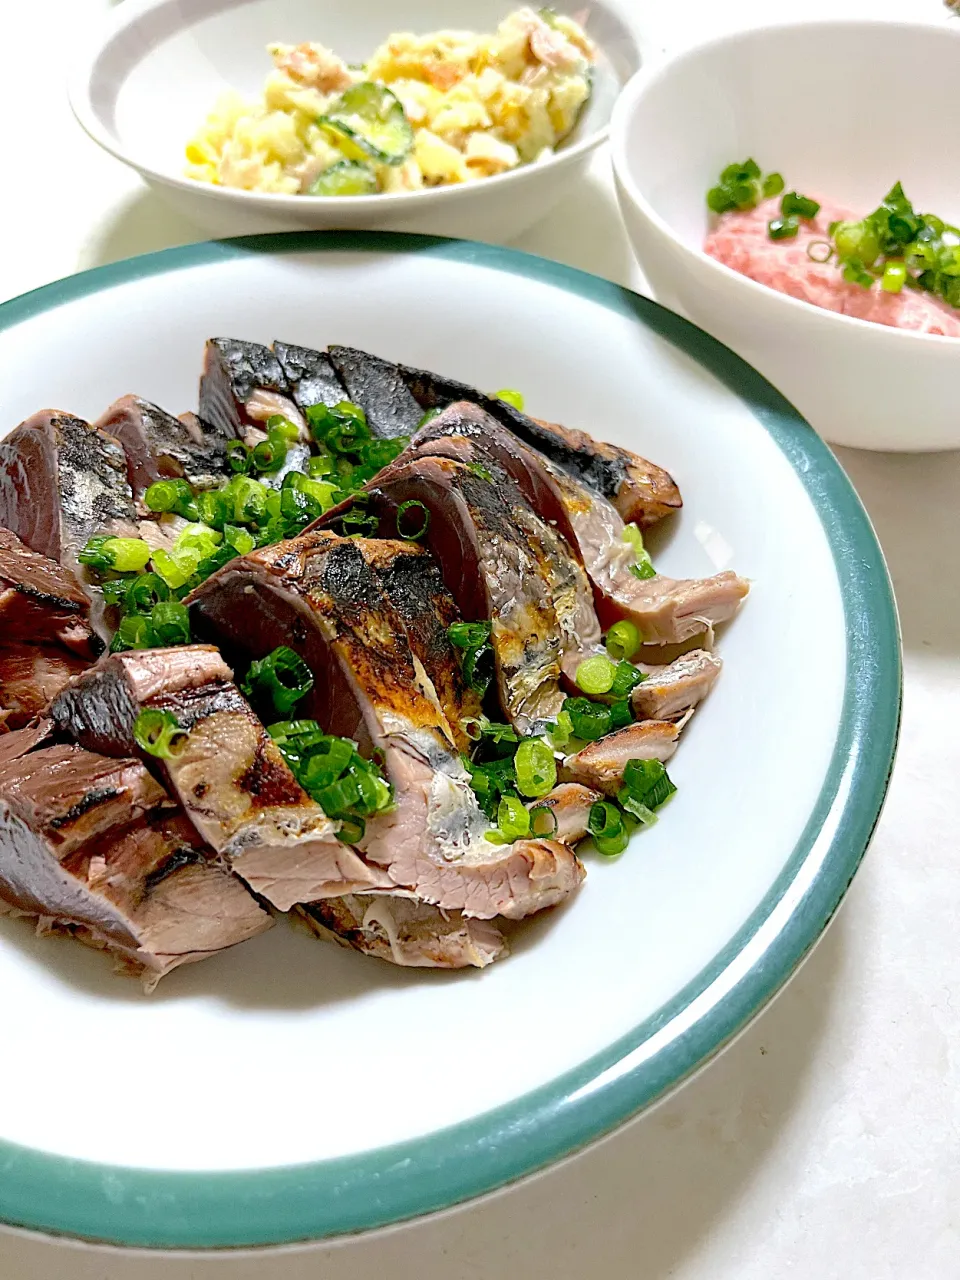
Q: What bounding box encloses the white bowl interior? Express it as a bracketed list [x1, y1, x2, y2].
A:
[88, 0, 634, 182]
[622, 22, 960, 250]
[0, 245, 848, 1173]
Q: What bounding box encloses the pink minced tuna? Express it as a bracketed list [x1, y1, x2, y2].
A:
[705, 195, 960, 338]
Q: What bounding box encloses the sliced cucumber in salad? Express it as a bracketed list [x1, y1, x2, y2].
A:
[307, 160, 378, 197]
[319, 82, 414, 167]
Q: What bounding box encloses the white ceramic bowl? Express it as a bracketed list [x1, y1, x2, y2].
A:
[68, 0, 641, 243]
[610, 20, 960, 452]
[0, 232, 899, 1248]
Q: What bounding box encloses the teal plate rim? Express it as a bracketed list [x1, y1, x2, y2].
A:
[0, 231, 901, 1249]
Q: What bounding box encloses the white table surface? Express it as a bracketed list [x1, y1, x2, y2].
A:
[1, 1, 958, 1276]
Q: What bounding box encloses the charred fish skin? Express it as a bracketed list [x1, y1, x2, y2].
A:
[190, 532, 585, 921]
[357, 539, 483, 753]
[95, 395, 230, 496]
[366, 454, 565, 734]
[199, 338, 288, 440]
[394, 359, 682, 526]
[326, 345, 425, 439]
[273, 342, 348, 411]
[0, 411, 137, 569]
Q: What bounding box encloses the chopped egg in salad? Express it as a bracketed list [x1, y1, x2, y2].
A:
[185, 8, 596, 196]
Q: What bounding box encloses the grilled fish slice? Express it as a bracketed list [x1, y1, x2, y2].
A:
[273, 341, 348, 410]
[632, 650, 723, 720]
[356, 539, 483, 753]
[0, 726, 271, 987]
[189, 531, 585, 919]
[560, 721, 681, 795]
[416, 405, 748, 650]
[327, 345, 424, 438]
[95, 395, 230, 497]
[0, 644, 90, 730]
[526, 782, 602, 844]
[394, 359, 682, 527]
[0, 410, 139, 640]
[0, 528, 97, 657]
[299, 893, 506, 968]
[199, 338, 290, 437]
[363, 455, 565, 734]
[407, 408, 603, 685]
[48, 645, 384, 911]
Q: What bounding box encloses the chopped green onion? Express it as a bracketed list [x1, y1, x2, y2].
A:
[620, 758, 677, 812]
[150, 601, 191, 646]
[175, 523, 222, 560]
[133, 708, 188, 759]
[563, 696, 611, 741]
[882, 260, 908, 293]
[110, 613, 154, 652]
[529, 804, 558, 837]
[77, 535, 114, 572]
[496, 794, 531, 842]
[308, 451, 334, 478]
[608, 700, 634, 731]
[196, 490, 228, 530]
[762, 172, 785, 198]
[806, 240, 834, 264]
[223, 523, 256, 555]
[266, 415, 301, 442]
[545, 709, 574, 750]
[226, 441, 252, 474]
[605, 620, 641, 661]
[338, 816, 366, 844]
[514, 737, 557, 798]
[305, 401, 370, 453]
[447, 619, 494, 696]
[588, 801, 628, 857]
[268, 719, 322, 743]
[575, 655, 616, 696]
[144, 479, 198, 518]
[609, 660, 645, 701]
[494, 388, 525, 411]
[124, 572, 170, 614]
[781, 191, 820, 220]
[242, 645, 314, 715]
[622, 523, 656, 581]
[768, 216, 799, 241]
[150, 548, 201, 591]
[396, 500, 430, 541]
[224, 476, 269, 525]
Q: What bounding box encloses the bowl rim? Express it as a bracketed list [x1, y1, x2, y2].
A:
[67, 0, 634, 211]
[610, 17, 960, 350]
[0, 229, 901, 1249]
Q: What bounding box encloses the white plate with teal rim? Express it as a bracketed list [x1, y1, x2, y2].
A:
[0, 234, 900, 1249]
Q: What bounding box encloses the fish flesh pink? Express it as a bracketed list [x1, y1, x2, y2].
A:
[95, 395, 231, 497]
[560, 720, 680, 795]
[48, 645, 385, 911]
[189, 531, 585, 920]
[0, 528, 97, 658]
[632, 650, 723, 720]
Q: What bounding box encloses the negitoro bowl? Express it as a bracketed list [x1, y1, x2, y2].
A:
[0, 231, 899, 1248]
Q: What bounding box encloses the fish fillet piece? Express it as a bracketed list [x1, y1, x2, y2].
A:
[0, 527, 97, 657]
[199, 338, 311, 484]
[95, 395, 231, 497]
[356, 539, 483, 753]
[0, 644, 90, 730]
[273, 341, 348, 411]
[406, 404, 603, 685]
[0, 410, 139, 640]
[48, 645, 384, 911]
[299, 893, 506, 968]
[0, 725, 271, 986]
[327, 345, 424, 439]
[359, 454, 566, 734]
[416, 406, 747, 649]
[560, 721, 680, 795]
[632, 650, 723, 720]
[526, 782, 602, 843]
[394, 357, 682, 527]
[189, 531, 585, 919]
